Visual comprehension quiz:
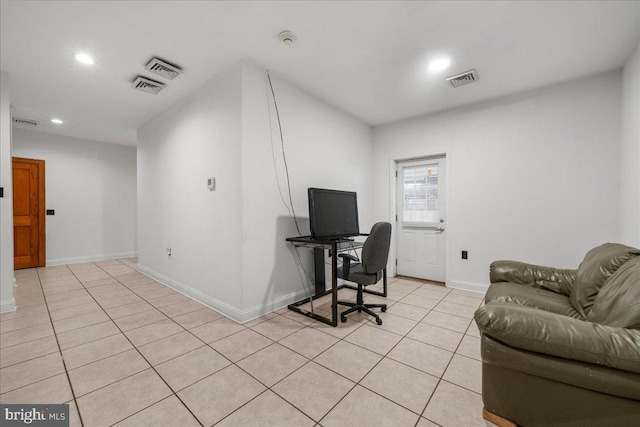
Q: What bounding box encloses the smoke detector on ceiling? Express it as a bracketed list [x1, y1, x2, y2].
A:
[145, 57, 183, 80]
[279, 31, 297, 45]
[446, 69, 479, 88]
[132, 76, 165, 94]
[12, 117, 39, 126]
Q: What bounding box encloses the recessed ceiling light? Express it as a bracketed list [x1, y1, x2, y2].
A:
[51, 118, 63, 124]
[428, 58, 451, 73]
[75, 53, 94, 65]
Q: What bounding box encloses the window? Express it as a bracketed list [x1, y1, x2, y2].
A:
[402, 163, 439, 225]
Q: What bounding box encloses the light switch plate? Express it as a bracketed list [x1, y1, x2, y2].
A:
[207, 177, 215, 191]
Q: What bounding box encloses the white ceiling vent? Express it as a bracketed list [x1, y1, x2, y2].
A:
[145, 57, 182, 80]
[12, 117, 39, 126]
[132, 76, 164, 94]
[446, 69, 479, 88]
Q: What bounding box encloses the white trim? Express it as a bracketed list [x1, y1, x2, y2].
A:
[388, 157, 398, 276]
[47, 252, 138, 266]
[447, 280, 488, 294]
[240, 290, 311, 324]
[136, 264, 308, 324]
[0, 297, 16, 314]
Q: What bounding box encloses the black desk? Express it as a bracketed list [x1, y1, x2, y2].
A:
[285, 235, 388, 326]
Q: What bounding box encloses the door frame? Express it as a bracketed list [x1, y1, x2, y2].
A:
[388, 151, 451, 285]
[13, 157, 46, 268]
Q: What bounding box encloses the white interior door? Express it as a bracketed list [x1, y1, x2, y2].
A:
[396, 157, 446, 282]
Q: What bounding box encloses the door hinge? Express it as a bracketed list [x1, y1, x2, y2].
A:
[395, 170, 398, 177]
[395, 214, 398, 221]
[395, 259, 398, 266]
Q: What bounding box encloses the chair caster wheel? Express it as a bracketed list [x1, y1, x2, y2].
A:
[381, 306, 387, 312]
[376, 318, 383, 325]
[341, 315, 347, 323]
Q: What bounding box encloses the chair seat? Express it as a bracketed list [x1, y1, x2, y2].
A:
[337, 263, 381, 286]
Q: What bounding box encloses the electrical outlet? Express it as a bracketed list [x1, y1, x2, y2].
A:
[462, 250, 468, 260]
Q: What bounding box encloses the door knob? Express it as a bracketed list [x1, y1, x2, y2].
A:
[439, 218, 445, 223]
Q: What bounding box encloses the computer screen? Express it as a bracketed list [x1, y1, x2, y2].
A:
[308, 188, 359, 239]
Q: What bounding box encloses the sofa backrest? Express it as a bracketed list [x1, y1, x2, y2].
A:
[569, 243, 640, 318]
[588, 256, 640, 329]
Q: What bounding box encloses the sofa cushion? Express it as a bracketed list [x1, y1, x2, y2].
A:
[481, 334, 640, 401]
[475, 302, 640, 374]
[489, 260, 576, 296]
[588, 257, 640, 329]
[570, 243, 640, 318]
[486, 282, 583, 319]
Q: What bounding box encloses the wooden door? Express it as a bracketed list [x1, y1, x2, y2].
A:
[13, 157, 45, 269]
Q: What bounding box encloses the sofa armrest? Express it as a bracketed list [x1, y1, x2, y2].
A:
[490, 260, 576, 296]
[475, 302, 640, 374]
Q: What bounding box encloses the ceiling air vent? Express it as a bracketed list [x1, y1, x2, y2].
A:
[12, 117, 39, 126]
[446, 69, 479, 88]
[132, 76, 164, 94]
[145, 57, 182, 80]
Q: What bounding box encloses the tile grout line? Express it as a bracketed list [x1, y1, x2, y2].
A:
[15, 260, 482, 427]
[230, 286, 479, 425]
[311, 279, 464, 426]
[326, 287, 435, 426]
[270, 283, 435, 424]
[34, 265, 87, 427]
[0, 325, 56, 350]
[97, 260, 315, 425]
[103, 260, 329, 426]
[313, 296, 423, 425]
[416, 311, 477, 425]
[380, 284, 466, 427]
[72, 262, 207, 427]
[190, 273, 476, 426]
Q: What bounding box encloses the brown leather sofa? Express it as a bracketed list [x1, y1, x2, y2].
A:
[474, 243, 640, 427]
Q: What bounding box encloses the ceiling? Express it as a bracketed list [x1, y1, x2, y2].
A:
[2, 1, 639, 146]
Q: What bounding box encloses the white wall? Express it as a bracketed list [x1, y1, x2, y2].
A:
[373, 72, 622, 291]
[137, 62, 373, 322]
[0, 71, 15, 313]
[12, 129, 137, 265]
[620, 42, 640, 248]
[240, 64, 372, 318]
[137, 65, 245, 314]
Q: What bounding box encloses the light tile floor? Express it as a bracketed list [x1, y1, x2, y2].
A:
[0, 259, 496, 427]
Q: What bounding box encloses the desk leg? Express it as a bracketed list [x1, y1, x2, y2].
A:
[331, 242, 338, 326]
[313, 247, 325, 297]
[382, 267, 388, 297]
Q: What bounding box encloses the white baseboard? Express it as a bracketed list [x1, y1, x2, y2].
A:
[13, 277, 17, 288]
[0, 297, 16, 314]
[47, 252, 137, 266]
[240, 289, 310, 323]
[136, 264, 242, 322]
[447, 280, 488, 294]
[136, 264, 307, 324]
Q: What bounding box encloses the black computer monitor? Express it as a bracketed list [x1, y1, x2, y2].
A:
[308, 188, 359, 239]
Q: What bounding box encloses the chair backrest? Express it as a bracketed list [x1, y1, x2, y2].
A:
[361, 222, 392, 274]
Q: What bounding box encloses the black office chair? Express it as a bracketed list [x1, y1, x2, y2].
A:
[337, 222, 392, 325]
